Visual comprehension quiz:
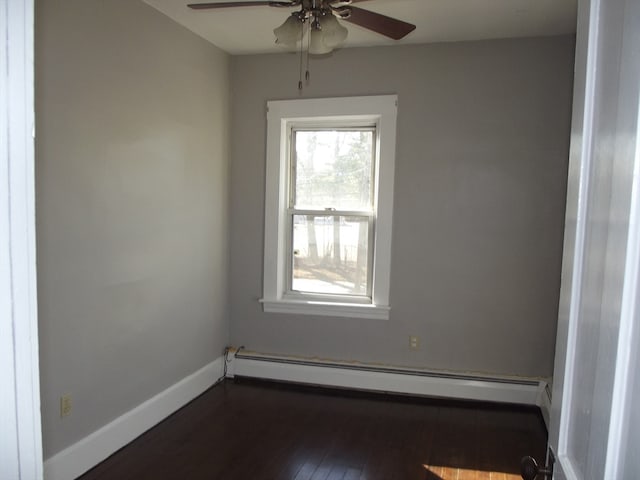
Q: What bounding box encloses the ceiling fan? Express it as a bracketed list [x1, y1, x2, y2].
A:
[187, 0, 416, 44]
[187, 0, 415, 88]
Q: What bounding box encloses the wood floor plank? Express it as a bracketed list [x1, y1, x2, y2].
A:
[341, 467, 361, 480]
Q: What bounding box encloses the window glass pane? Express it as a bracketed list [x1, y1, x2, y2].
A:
[294, 130, 374, 211]
[292, 215, 369, 296]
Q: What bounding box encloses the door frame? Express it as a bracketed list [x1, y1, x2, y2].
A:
[548, 0, 640, 477]
[0, 0, 43, 479]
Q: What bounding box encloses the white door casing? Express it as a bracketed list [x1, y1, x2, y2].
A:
[0, 0, 43, 479]
[549, 0, 640, 478]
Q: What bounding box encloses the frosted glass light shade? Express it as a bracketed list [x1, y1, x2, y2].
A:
[274, 15, 303, 46]
[319, 14, 348, 48]
[309, 27, 333, 54]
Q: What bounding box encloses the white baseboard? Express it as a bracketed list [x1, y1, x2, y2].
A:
[43, 357, 225, 480]
[231, 351, 547, 409]
[537, 381, 553, 430]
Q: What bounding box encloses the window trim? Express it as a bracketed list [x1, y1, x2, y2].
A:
[261, 95, 397, 320]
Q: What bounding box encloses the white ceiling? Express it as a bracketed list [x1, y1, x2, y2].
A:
[143, 0, 577, 55]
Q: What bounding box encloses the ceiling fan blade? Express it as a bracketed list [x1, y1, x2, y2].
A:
[188, 1, 294, 9]
[343, 6, 416, 40]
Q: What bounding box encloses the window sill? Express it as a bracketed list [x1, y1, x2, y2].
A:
[259, 299, 390, 320]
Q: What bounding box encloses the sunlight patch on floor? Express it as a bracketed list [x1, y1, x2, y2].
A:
[423, 464, 521, 479]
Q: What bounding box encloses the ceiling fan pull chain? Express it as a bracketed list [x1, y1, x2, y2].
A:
[305, 21, 311, 84]
[298, 18, 305, 90]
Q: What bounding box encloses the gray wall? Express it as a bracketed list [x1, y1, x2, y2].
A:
[36, 0, 230, 457]
[229, 36, 574, 378]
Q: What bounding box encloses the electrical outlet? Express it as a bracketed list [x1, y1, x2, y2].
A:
[60, 394, 72, 418]
[409, 335, 419, 350]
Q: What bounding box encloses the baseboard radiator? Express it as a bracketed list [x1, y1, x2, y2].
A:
[229, 350, 550, 425]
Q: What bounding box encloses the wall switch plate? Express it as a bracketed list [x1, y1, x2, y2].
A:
[60, 394, 72, 418]
[409, 336, 419, 350]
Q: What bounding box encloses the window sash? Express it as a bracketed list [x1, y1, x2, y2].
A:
[289, 127, 377, 212]
[285, 212, 375, 300]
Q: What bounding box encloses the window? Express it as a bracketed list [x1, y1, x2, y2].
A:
[261, 95, 397, 320]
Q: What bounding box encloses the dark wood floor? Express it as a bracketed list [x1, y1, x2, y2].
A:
[78, 378, 546, 480]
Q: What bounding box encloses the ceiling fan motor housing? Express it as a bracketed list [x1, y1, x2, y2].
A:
[294, 0, 353, 23]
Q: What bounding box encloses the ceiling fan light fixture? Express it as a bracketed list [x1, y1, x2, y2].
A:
[274, 14, 303, 46]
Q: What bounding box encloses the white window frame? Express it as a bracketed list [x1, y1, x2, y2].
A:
[261, 95, 397, 320]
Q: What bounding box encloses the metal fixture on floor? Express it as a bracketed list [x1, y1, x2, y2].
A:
[520, 455, 553, 479]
